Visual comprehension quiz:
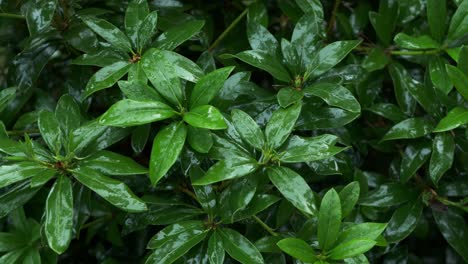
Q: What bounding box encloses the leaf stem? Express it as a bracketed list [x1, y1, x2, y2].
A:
[253, 215, 278, 236]
[208, 8, 248, 52]
[0, 13, 25, 19]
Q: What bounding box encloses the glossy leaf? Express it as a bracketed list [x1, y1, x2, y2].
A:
[99, 99, 176, 127]
[337, 223, 387, 244]
[187, 127, 213, 154]
[429, 133, 455, 185]
[193, 156, 258, 185]
[393, 33, 439, 50]
[38, 110, 62, 153]
[400, 141, 431, 183]
[433, 207, 468, 262]
[268, 167, 317, 216]
[318, 188, 341, 250]
[45, 176, 73, 254]
[137, 11, 158, 51]
[429, 57, 452, 94]
[230, 50, 291, 82]
[125, 0, 149, 46]
[84, 61, 132, 99]
[81, 16, 132, 52]
[339, 181, 360, 218]
[388, 63, 416, 116]
[385, 198, 424, 243]
[381, 118, 433, 141]
[279, 134, 343, 163]
[0, 162, 52, 188]
[329, 239, 376, 260]
[190, 67, 234, 108]
[247, 22, 278, 55]
[154, 20, 205, 51]
[265, 103, 301, 150]
[277, 88, 303, 108]
[306, 40, 362, 79]
[277, 238, 316, 262]
[447, 0, 468, 42]
[80, 150, 147, 175]
[208, 231, 225, 264]
[231, 109, 265, 150]
[218, 228, 264, 264]
[304, 83, 361, 113]
[433, 107, 468, 132]
[72, 166, 147, 212]
[55, 94, 81, 137]
[149, 122, 187, 186]
[25, 0, 57, 35]
[183, 105, 227, 130]
[445, 64, 468, 101]
[427, 0, 446, 41]
[359, 184, 417, 207]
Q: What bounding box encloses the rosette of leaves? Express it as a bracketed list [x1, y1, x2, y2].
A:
[193, 102, 347, 216]
[0, 95, 147, 254]
[99, 51, 234, 186]
[74, 0, 205, 98]
[277, 184, 387, 263]
[222, 2, 362, 131]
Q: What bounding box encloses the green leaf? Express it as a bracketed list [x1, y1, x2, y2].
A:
[388, 63, 416, 116]
[45, 176, 73, 254]
[55, 94, 81, 137]
[362, 46, 390, 72]
[393, 33, 439, 50]
[71, 49, 128, 67]
[306, 40, 362, 79]
[0, 88, 16, 113]
[277, 88, 304, 108]
[25, 0, 57, 35]
[190, 67, 234, 108]
[446, 64, 468, 101]
[277, 238, 316, 262]
[230, 50, 291, 82]
[137, 11, 158, 51]
[359, 183, 417, 207]
[304, 83, 360, 113]
[154, 20, 205, 51]
[265, 103, 301, 150]
[268, 167, 317, 216]
[429, 133, 455, 185]
[149, 122, 187, 186]
[291, 13, 323, 65]
[193, 156, 258, 185]
[80, 150, 147, 175]
[329, 239, 376, 260]
[429, 57, 452, 94]
[400, 141, 432, 183]
[131, 124, 151, 154]
[72, 166, 147, 212]
[434, 107, 468, 132]
[218, 228, 264, 264]
[385, 198, 424, 243]
[318, 188, 341, 250]
[0, 232, 25, 252]
[281, 39, 301, 75]
[339, 181, 360, 218]
[381, 118, 434, 141]
[337, 223, 387, 244]
[218, 176, 258, 223]
[38, 110, 62, 153]
[0, 162, 52, 188]
[247, 22, 278, 55]
[21, 247, 41, 264]
[118, 80, 162, 102]
[125, 0, 149, 47]
[232, 194, 281, 222]
[365, 103, 406, 122]
[369, 0, 398, 45]
[0, 183, 39, 218]
[208, 231, 225, 264]
[447, 0, 468, 42]
[146, 221, 208, 264]
[433, 207, 468, 262]
[99, 99, 176, 127]
[84, 61, 132, 99]
[231, 109, 265, 150]
[81, 16, 132, 52]
[427, 0, 446, 41]
[183, 105, 227, 130]
[30, 169, 56, 188]
[187, 126, 213, 154]
[279, 134, 343, 163]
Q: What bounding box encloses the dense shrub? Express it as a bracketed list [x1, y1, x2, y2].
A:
[1, 0, 468, 263]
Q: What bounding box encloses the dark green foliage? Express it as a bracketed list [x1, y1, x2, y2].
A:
[0, 0, 468, 263]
